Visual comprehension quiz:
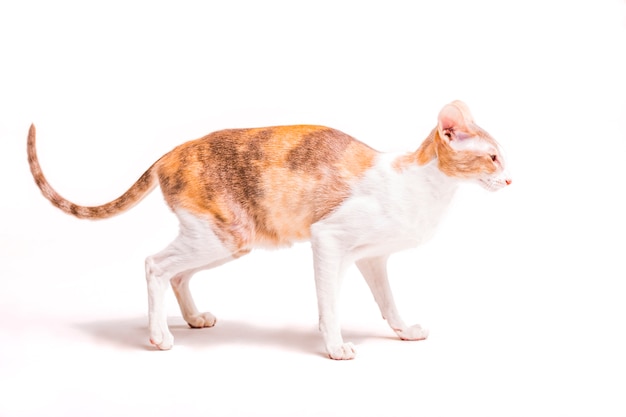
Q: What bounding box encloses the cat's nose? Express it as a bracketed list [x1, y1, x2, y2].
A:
[505, 179, 512, 185]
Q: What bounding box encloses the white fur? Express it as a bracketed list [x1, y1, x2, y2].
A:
[310, 154, 458, 358]
[448, 135, 493, 153]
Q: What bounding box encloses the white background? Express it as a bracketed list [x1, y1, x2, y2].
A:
[1, 1, 625, 416]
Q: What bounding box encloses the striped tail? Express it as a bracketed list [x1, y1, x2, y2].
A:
[27, 124, 158, 220]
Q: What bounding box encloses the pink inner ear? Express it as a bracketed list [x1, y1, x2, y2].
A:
[438, 104, 470, 138]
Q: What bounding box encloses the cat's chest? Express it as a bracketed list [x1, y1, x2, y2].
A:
[356, 185, 451, 244]
[318, 156, 457, 258]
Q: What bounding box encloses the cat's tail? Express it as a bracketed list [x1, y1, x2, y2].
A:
[27, 124, 159, 220]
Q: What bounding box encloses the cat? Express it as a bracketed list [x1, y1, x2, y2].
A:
[27, 100, 511, 360]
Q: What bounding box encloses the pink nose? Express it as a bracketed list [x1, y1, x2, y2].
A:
[505, 179, 512, 185]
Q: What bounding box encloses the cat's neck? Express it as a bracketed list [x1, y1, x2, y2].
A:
[401, 156, 460, 217]
[419, 158, 459, 197]
[391, 131, 461, 203]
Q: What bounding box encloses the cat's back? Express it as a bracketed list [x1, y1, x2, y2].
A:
[158, 124, 377, 178]
[157, 125, 379, 246]
[181, 124, 372, 163]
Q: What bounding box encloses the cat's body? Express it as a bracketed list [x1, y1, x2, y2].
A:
[27, 101, 511, 359]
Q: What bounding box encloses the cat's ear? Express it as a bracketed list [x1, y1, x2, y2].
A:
[448, 100, 474, 122]
[437, 101, 474, 141]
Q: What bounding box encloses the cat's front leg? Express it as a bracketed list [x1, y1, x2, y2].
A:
[311, 230, 356, 360]
[356, 256, 429, 341]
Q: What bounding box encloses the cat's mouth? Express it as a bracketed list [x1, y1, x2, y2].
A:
[478, 177, 511, 192]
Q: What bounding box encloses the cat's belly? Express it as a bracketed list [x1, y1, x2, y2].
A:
[252, 230, 311, 249]
[347, 237, 423, 261]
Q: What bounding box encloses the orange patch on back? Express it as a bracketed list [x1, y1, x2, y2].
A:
[156, 125, 378, 249]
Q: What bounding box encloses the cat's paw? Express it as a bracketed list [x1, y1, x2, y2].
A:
[150, 331, 174, 350]
[395, 324, 429, 341]
[186, 312, 217, 329]
[327, 342, 357, 360]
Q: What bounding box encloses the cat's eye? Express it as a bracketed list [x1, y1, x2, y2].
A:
[490, 154, 497, 162]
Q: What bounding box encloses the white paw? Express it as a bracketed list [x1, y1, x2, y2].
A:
[328, 342, 357, 360]
[396, 324, 429, 341]
[150, 330, 174, 350]
[186, 312, 217, 329]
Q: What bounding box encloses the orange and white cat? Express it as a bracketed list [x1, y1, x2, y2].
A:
[27, 100, 511, 359]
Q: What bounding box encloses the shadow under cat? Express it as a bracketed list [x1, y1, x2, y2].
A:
[74, 317, 397, 358]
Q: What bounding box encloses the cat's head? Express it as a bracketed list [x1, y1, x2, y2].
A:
[419, 100, 511, 191]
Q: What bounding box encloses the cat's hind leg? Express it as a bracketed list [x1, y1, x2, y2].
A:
[145, 210, 236, 350]
[171, 249, 249, 329]
[356, 256, 429, 341]
[171, 269, 217, 329]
